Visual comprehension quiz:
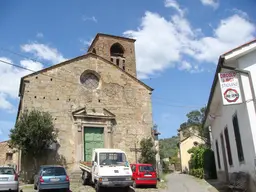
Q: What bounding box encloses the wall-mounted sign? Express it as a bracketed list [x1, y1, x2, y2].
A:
[218, 71, 243, 105]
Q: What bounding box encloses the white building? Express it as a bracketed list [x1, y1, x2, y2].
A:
[204, 40, 256, 191]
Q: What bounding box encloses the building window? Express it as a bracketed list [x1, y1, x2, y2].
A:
[116, 59, 119, 66]
[110, 43, 124, 57]
[224, 127, 233, 166]
[232, 113, 244, 162]
[92, 48, 96, 54]
[193, 141, 199, 146]
[215, 139, 221, 169]
[80, 71, 100, 90]
[6, 153, 13, 161]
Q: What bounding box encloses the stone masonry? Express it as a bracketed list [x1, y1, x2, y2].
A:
[0, 141, 19, 171]
[17, 33, 154, 173]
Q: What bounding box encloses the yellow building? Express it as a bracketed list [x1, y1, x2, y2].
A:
[178, 127, 204, 173]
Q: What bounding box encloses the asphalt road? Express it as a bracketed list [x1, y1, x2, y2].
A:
[164, 173, 219, 192]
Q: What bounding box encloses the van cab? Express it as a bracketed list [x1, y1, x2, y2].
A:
[130, 163, 157, 188]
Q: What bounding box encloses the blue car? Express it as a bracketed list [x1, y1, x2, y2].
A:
[34, 165, 70, 192]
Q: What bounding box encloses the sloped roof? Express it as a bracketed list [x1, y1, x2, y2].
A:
[203, 39, 256, 127]
[16, 52, 153, 120]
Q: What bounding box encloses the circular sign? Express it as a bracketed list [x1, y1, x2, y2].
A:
[224, 88, 239, 102]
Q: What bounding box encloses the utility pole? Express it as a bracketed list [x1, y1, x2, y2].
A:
[130, 142, 142, 163]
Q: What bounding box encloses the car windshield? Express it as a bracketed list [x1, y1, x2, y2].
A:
[99, 152, 127, 166]
[0, 167, 15, 175]
[41, 167, 66, 176]
[139, 165, 154, 172]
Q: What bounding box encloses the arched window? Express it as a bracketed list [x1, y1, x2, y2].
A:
[110, 43, 124, 57]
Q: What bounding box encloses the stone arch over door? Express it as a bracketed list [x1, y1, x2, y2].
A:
[72, 107, 116, 167]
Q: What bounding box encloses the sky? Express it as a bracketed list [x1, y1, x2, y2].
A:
[0, 0, 256, 141]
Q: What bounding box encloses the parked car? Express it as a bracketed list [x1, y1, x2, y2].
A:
[34, 165, 70, 192]
[130, 163, 157, 188]
[0, 165, 19, 192]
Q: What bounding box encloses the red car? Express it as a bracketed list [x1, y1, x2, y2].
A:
[130, 163, 157, 188]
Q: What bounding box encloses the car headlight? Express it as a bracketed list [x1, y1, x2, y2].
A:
[125, 177, 132, 180]
[102, 177, 108, 181]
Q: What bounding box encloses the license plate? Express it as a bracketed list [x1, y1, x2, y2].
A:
[144, 174, 152, 177]
[0, 177, 8, 181]
[50, 178, 60, 182]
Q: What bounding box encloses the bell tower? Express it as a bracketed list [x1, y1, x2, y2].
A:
[87, 33, 137, 77]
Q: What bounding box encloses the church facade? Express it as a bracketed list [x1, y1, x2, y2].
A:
[17, 33, 154, 171]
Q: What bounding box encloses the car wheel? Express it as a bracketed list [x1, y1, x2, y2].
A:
[95, 182, 102, 192]
[34, 185, 37, 190]
[152, 184, 157, 188]
[124, 186, 130, 192]
[132, 181, 137, 188]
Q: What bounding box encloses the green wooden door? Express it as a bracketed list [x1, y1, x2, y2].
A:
[84, 127, 104, 161]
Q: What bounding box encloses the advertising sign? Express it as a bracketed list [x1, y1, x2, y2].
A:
[218, 71, 243, 105]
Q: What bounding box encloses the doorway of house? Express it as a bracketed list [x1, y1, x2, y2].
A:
[220, 133, 229, 182]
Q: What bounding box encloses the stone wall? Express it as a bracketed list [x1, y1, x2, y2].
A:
[0, 141, 19, 171]
[19, 54, 153, 173]
[90, 35, 137, 77]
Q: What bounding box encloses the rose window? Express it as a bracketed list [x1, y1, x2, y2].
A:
[80, 72, 99, 90]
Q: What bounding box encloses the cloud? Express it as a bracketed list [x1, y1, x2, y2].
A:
[36, 32, 44, 38]
[0, 93, 13, 111]
[21, 43, 67, 64]
[164, 0, 184, 16]
[200, 0, 219, 9]
[124, 5, 255, 79]
[0, 57, 43, 110]
[82, 16, 97, 23]
[79, 38, 94, 52]
[178, 61, 192, 71]
[0, 121, 14, 141]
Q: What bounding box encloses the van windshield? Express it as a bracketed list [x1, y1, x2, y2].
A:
[99, 152, 127, 166]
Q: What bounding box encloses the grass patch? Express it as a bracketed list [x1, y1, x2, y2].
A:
[157, 173, 168, 189]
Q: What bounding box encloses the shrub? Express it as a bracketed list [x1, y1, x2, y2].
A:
[189, 168, 204, 179]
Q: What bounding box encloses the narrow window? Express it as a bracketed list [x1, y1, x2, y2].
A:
[94, 153, 98, 163]
[232, 113, 244, 162]
[224, 127, 233, 166]
[6, 153, 13, 161]
[92, 48, 96, 54]
[123, 65, 125, 70]
[216, 139, 221, 169]
[116, 59, 120, 66]
[111, 58, 113, 62]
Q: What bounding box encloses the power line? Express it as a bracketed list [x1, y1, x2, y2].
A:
[0, 47, 42, 64]
[0, 48, 205, 109]
[153, 101, 202, 108]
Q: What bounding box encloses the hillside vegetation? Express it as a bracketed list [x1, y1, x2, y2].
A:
[159, 136, 179, 159]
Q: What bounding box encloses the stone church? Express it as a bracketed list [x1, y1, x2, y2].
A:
[17, 33, 154, 172]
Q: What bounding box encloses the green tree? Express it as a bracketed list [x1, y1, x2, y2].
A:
[179, 107, 210, 145]
[159, 136, 179, 159]
[139, 137, 157, 165]
[9, 109, 57, 170]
